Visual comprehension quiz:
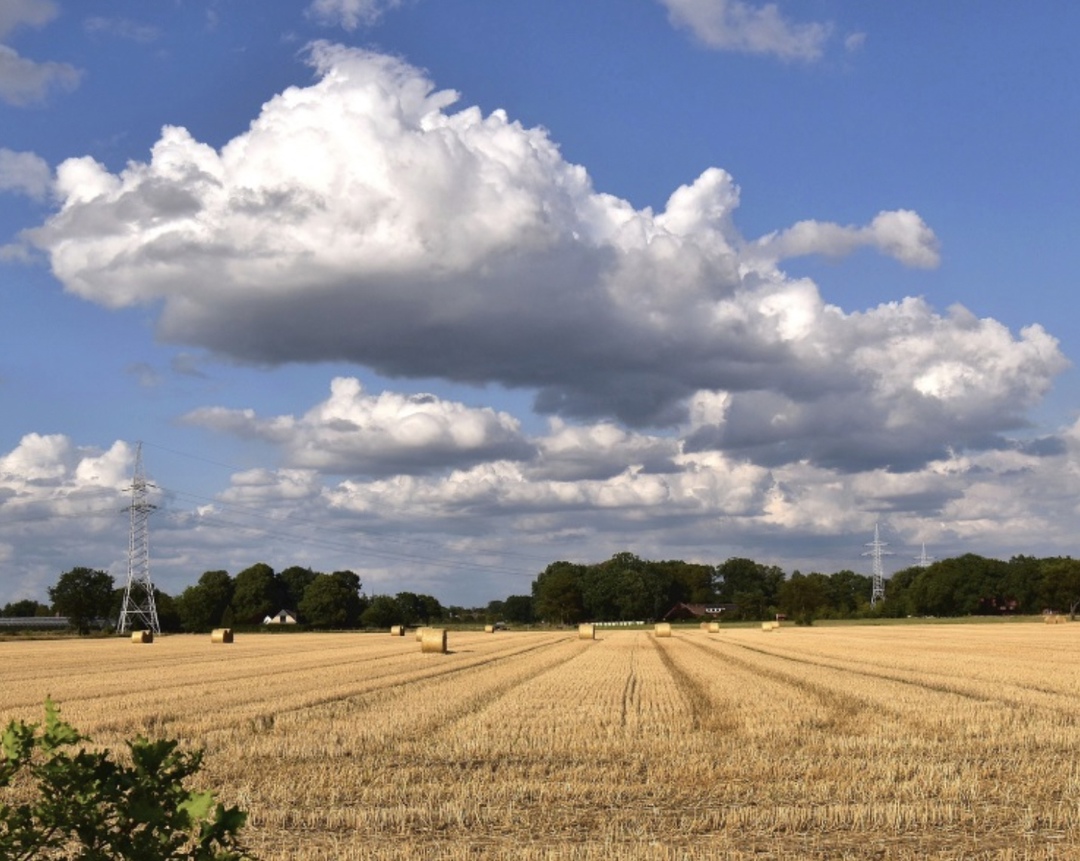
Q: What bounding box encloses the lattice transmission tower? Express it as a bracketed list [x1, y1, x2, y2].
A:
[118, 442, 160, 634]
[863, 522, 893, 607]
[915, 542, 934, 567]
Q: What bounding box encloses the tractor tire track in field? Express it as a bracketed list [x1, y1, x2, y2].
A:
[681, 635, 871, 733]
[649, 633, 738, 734]
[718, 637, 1001, 706]
[620, 637, 638, 728]
[725, 636, 1080, 720]
[288, 635, 595, 752]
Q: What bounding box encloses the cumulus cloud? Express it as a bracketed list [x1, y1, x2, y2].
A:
[657, 0, 832, 61]
[183, 376, 534, 476]
[28, 44, 1068, 473]
[307, 0, 404, 30]
[0, 149, 50, 199]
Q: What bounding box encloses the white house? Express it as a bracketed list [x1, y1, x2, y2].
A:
[263, 609, 298, 625]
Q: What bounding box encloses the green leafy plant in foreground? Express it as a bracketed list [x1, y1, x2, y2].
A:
[1, 699, 252, 860]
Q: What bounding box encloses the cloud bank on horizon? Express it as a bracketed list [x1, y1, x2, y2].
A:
[1, 1, 1077, 606]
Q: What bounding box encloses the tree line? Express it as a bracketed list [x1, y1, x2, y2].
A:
[6, 551, 1080, 633]
[3, 564, 452, 634]
[527, 552, 1080, 624]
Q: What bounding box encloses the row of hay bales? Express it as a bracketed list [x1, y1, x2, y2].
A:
[389, 625, 449, 653]
[131, 627, 235, 644]
[1044, 614, 1071, 624]
[576, 621, 726, 640]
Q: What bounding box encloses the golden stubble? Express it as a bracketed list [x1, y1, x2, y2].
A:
[3, 624, 1080, 859]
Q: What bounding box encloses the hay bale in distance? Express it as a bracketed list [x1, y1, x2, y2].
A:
[708, 622, 720, 633]
[761, 622, 774, 632]
[415, 626, 430, 642]
[132, 630, 153, 644]
[210, 628, 233, 644]
[390, 625, 405, 636]
[578, 623, 595, 640]
[484, 624, 495, 633]
[420, 627, 448, 654]
[655, 623, 672, 638]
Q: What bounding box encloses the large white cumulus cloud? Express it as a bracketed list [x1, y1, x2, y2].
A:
[30, 44, 1067, 471]
[183, 376, 534, 476]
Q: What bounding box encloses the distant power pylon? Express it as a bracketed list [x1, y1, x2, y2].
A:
[863, 522, 893, 607]
[915, 543, 934, 567]
[118, 442, 160, 634]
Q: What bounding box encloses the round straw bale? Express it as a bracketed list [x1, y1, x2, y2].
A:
[390, 625, 405, 636]
[132, 630, 153, 644]
[655, 622, 672, 637]
[578, 623, 595, 640]
[708, 622, 720, 633]
[210, 628, 233, 644]
[420, 627, 447, 654]
[761, 622, 774, 632]
[484, 624, 495, 633]
[415, 626, 430, 642]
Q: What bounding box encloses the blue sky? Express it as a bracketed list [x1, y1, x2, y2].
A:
[2, 0, 1079, 607]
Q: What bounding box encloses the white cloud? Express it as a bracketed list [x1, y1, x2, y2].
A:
[0, 0, 80, 105]
[657, 0, 832, 61]
[0, 43, 80, 105]
[0, 0, 57, 40]
[0, 149, 51, 199]
[183, 376, 533, 476]
[3, 417, 1080, 606]
[748, 209, 941, 269]
[83, 17, 160, 44]
[28, 45, 1067, 473]
[307, 0, 404, 30]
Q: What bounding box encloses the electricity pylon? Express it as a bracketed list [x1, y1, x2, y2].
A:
[118, 442, 160, 634]
[863, 522, 893, 607]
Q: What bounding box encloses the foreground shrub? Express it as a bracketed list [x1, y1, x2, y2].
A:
[1, 699, 251, 860]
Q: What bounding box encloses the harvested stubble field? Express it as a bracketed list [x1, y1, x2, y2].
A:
[4, 624, 1080, 860]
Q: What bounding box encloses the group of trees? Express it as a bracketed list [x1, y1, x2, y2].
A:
[528, 552, 1080, 624]
[14, 563, 452, 634]
[12, 551, 1080, 635]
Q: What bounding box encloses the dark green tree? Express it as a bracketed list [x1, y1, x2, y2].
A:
[532, 561, 586, 624]
[502, 594, 534, 624]
[298, 574, 352, 629]
[361, 595, 402, 628]
[47, 567, 114, 634]
[330, 570, 365, 627]
[715, 558, 784, 620]
[177, 571, 234, 633]
[277, 566, 318, 611]
[1038, 557, 1080, 617]
[825, 569, 872, 615]
[1, 599, 48, 617]
[155, 590, 183, 633]
[230, 563, 281, 626]
[778, 572, 829, 621]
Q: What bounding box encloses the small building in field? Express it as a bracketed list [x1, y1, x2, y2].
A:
[663, 603, 739, 621]
[263, 609, 298, 625]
